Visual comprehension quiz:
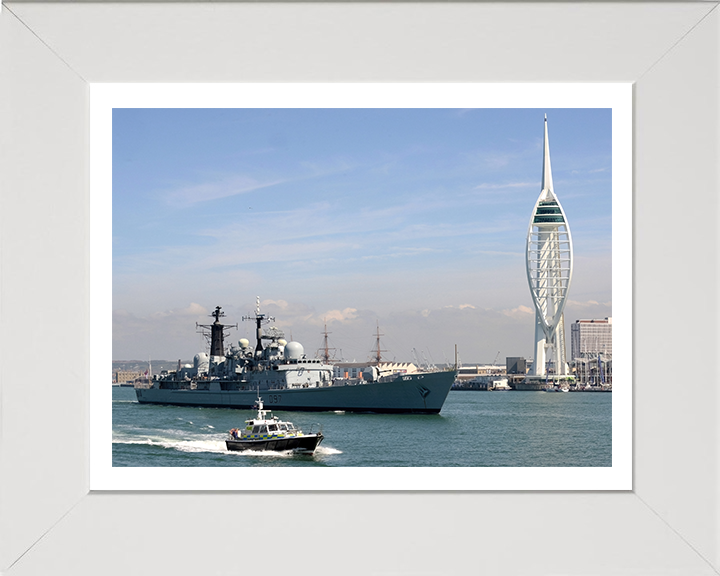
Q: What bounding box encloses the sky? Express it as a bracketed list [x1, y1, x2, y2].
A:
[112, 107, 612, 365]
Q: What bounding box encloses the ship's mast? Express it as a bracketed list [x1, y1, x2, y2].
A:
[243, 296, 275, 355]
[196, 306, 237, 357]
[373, 321, 387, 365]
[317, 320, 336, 363]
[209, 306, 225, 357]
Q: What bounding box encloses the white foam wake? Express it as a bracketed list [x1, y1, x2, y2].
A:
[316, 445, 342, 455]
[114, 434, 341, 457]
[113, 435, 226, 454]
[226, 449, 298, 458]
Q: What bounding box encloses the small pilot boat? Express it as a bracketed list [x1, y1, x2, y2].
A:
[543, 385, 570, 393]
[226, 396, 324, 453]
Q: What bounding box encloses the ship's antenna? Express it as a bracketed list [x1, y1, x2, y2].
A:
[242, 296, 275, 354]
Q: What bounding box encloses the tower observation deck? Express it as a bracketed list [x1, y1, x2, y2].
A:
[525, 116, 573, 378]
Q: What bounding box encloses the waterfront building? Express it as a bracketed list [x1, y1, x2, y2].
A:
[114, 370, 141, 384]
[571, 318, 612, 386]
[525, 116, 573, 379]
[506, 357, 527, 375]
[571, 317, 612, 359]
[456, 364, 507, 382]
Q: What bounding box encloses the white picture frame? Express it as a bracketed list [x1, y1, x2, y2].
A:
[1, 2, 718, 574]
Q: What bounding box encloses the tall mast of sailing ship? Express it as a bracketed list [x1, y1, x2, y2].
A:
[317, 320, 336, 363]
[373, 321, 387, 365]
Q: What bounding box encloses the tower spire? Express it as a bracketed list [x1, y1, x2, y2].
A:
[525, 116, 573, 381]
[541, 114, 554, 200]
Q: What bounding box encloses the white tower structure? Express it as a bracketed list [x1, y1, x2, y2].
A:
[526, 116, 573, 378]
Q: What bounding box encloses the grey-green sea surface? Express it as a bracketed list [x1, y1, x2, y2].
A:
[112, 386, 611, 467]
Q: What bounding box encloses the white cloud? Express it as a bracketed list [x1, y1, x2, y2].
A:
[151, 302, 208, 318]
[260, 298, 290, 310]
[567, 299, 605, 308]
[298, 157, 356, 176]
[113, 298, 561, 363]
[474, 181, 535, 190]
[163, 175, 287, 207]
[501, 305, 534, 318]
[563, 300, 612, 325]
[321, 308, 359, 323]
[570, 167, 609, 175]
[481, 153, 513, 170]
[113, 306, 210, 360]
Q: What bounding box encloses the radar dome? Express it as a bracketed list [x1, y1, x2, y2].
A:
[284, 341, 304, 360]
[239, 338, 250, 349]
[194, 353, 209, 373]
[278, 339, 287, 347]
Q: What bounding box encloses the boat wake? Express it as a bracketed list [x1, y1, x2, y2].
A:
[224, 445, 341, 458]
[226, 449, 305, 458]
[113, 433, 341, 457]
[113, 435, 227, 454]
[315, 445, 342, 455]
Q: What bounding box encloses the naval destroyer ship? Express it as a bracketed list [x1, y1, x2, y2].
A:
[135, 302, 455, 414]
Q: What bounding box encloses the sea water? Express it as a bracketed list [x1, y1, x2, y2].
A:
[112, 386, 611, 467]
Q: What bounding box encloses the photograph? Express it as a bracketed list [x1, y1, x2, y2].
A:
[111, 105, 614, 469]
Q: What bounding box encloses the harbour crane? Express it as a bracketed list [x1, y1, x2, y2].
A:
[412, 347, 421, 367]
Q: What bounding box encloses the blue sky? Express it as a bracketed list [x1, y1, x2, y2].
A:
[112, 107, 612, 364]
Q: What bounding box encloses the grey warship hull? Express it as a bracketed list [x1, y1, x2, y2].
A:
[135, 371, 455, 414]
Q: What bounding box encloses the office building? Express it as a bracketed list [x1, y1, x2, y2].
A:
[571, 317, 612, 359]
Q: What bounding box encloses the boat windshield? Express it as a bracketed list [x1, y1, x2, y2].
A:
[268, 423, 278, 432]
